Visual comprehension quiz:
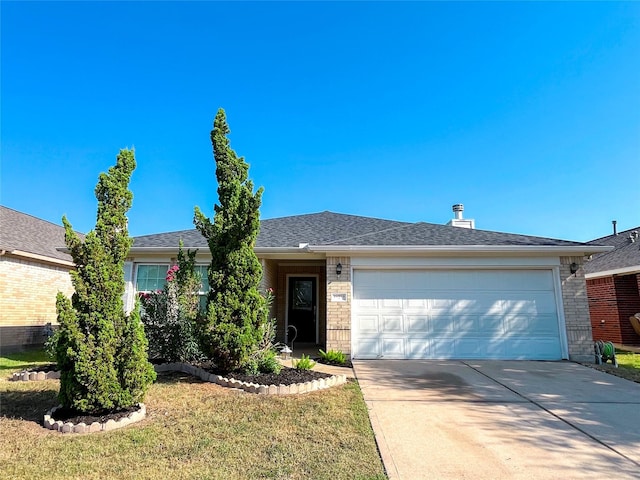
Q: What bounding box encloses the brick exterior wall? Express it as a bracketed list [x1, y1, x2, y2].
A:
[275, 262, 326, 346]
[0, 256, 74, 350]
[587, 273, 640, 346]
[261, 259, 278, 321]
[560, 256, 594, 361]
[325, 256, 351, 354]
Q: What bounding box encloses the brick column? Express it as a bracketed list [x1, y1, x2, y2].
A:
[560, 256, 593, 362]
[326, 256, 352, 355]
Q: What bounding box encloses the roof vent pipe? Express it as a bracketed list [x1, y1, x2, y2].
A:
[452, 204, 464, 220]
[612, 220, 617, 236]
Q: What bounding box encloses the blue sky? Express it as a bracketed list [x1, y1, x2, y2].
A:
[2, 2, 638, 242]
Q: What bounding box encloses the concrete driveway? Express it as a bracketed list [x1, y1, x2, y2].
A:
[353, 360, 640, 480]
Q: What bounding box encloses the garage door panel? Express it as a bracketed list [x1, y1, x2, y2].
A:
[505, 338, 561, 359]
[407, 338, 429, 358]
[356, 315, 379, 333]
[405, 298, 428, 309]
[380, 298, 402, 308]
[431, 338, 457, 357]
[381, 338, 405, 358]
[502, 293, 557, 315]
[431, 315, 456, 333]
[504, 315, 560, 336]
[406, 315, 429, 333]
[353, 269, 563, 360]
[357, 338, 380, 358]
[355, 298, 377, 309]
[456, 339, 485, 357]
[458, 315, 504, 336]
[382, 316, 403, 333]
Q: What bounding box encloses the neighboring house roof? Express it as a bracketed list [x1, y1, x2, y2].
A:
[131, 211, 607, 256]
[0, 206, 76, 265]
[584, 227, 640, 278]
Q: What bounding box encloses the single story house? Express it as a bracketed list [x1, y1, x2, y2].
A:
[584, 224, 640, 346]
[0, 206, 77, 351]
[126, 206, 610, 362]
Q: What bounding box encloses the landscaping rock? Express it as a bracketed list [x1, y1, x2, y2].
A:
[73, 423, 87, 434]
[278, 384, 290, 395]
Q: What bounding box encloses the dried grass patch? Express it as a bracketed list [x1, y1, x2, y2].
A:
[0, 372, 386, 480]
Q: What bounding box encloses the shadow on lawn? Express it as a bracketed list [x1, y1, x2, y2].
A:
[154, 371, 205, 385]
[0, 389, 59, 423]
[0, 372, 202, 425]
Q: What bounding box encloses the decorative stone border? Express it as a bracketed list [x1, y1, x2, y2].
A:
[11, 370, 60, 381]
[43, 403, 146, 434]
[154, 362, 347, 395]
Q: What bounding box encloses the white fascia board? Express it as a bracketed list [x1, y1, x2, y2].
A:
[4, 249, 75, 267]
[128, 247, 197, 255]
[351, 256, 560, 268]
[585, 265, 640, 279]
[309, 245, 612, 256]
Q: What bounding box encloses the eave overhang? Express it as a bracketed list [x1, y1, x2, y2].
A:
[2, 249, 75, 267]
[118, 243, 613, 259]
[308, 244, 613, 256]
[585, 265, 640, 280]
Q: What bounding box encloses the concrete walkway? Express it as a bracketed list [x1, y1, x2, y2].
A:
[353, 360, 640, 480]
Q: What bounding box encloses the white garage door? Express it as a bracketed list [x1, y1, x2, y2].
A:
[352, 269, 563, 360]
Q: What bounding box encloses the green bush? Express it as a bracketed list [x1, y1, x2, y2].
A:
[140, 244, 204, 363]
[44, 328, 60, 362]
[293, 354, 316, 371]
[55, 150, 155, 415]
[194, 109, 271, 374]
[318, 349, 347, 365]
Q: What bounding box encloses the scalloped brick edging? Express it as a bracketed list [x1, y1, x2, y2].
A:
[11, 370, 60, 381]
[43, 403, 146, 434]
[154, 362, 347, 395]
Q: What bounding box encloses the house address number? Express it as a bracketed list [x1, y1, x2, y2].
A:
[330, 293, 347, 302]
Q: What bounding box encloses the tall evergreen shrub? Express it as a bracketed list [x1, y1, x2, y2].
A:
[56, 149, 156, 414]
[194, 109, 271, 373]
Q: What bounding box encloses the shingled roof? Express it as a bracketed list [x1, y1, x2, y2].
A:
[584, 226, 640, 275]
[0, 206, 77, 264]
[131, 211, 593, 250]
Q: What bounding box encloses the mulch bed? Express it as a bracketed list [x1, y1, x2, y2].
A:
[315, 358, 353, 368]
[207, 366, 332, 386]
[50, 405, 140, 425]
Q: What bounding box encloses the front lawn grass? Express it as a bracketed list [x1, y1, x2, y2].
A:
[0, 371, 387, 480]
[591, 349, 640, 384]
[0, 348, 50, 374]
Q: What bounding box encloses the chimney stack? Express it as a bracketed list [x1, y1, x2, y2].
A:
[447, 204, 475, 229]
[452, 204, 464, 220]
[612, 220, 617, 236]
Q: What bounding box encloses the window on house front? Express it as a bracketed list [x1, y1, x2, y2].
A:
[135, 263, 212, 311]
[194, 265, 209, 293]
[135, 264, 170, 292]
[194, 265, 209, 311]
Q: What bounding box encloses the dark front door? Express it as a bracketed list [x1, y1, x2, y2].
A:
[287, 277, 317, 343]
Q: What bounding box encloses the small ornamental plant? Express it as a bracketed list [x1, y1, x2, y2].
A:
[293, 354, 316, 371]
[318, 349, 347, 366]
[140, 243, 204, 363]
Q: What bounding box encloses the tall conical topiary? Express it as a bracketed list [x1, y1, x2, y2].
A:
[56, 149, 156, 414]
[194, 108, 269, 373]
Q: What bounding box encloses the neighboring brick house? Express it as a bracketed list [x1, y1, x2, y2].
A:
[584, 226, 640, 346]
[0, 206, 78, 351]
[127, 206, 608, 362]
